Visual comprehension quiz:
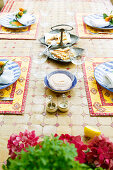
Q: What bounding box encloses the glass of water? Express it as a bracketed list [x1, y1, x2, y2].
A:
[70, 48, 87, 79]
[30, 45, 48, 80]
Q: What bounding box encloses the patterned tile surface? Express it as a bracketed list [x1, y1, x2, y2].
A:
[0, 0, 113, 164]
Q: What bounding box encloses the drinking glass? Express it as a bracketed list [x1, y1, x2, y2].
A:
[70, 48, 87, 79]
[30, 45, 48, 80]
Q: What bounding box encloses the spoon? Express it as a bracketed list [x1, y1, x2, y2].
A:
[43, 40, 56, 54]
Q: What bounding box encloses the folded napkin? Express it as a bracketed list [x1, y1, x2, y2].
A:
[48, 73, 72, 90]
[0, 68, 14, 84]
[90, 18, 110, 28]
[104, 72, 113, 88]
[17, 13, 35, 26]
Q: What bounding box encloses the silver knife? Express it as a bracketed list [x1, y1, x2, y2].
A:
[0, 97, 14, 101]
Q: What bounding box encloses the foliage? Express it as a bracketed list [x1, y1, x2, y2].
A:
[55, 134, 87, 163]
[2, 131, 106, 170]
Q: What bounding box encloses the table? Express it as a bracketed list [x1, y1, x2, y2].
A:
[0, 0, 113, 167]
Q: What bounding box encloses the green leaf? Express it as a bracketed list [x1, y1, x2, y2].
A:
[16, 14, 21, 19]
[103, 13, 108, 19]
[23, 10, 27, 14]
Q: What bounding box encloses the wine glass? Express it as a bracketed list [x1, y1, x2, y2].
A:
[70, 48, 87, 79]
[30, 45, 48, 80]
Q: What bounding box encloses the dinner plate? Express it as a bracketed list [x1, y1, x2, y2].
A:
[84, 14, 113, 30]
[44, 70, 77, 93]
[45, 47, 84, 63]
[0, 13, 36, 29]
[39, 30, 79, 47]
[0, 59, 21, 90]
[94, 61, 113, 92]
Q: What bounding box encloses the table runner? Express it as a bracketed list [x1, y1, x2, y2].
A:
[83, 57, 113, 116]
[0, 56, 31, 114]
[75, 13, 113, 39]
[0, 0, 39, 40]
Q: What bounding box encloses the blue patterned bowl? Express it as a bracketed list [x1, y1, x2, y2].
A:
[44, 70, 77, 93]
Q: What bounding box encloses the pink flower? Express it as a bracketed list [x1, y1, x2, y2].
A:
[86, 135, 113, 170]
[7, 130, 39, 159]
[55, 134, 87, 163]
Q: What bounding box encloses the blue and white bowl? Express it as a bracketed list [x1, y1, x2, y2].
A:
[44, 70, 77, 93]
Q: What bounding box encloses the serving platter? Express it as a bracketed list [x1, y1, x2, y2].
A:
[94, 61, 113, 92]
[84, 14, 113, 30]
[44, 47, 84, 63]
[0, 59, 21, 90]
[39, 29, 79, 47]
[0, 13, 36, 29]
[44, 70, 77, 93]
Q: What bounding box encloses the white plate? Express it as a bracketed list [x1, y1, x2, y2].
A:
[94, 61, 113, 92]
[0, 13, 36, 29]
[84, 14, 113, 30]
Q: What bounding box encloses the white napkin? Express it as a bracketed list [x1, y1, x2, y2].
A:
[0, 68, 14, 84]
[17, 13, 35, 26]
[104, 72, 113, 88]
[90, 18, 110, 28]
[48, 73, 72, 90]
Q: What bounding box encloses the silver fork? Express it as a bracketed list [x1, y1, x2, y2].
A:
[0, 97, 14, 101]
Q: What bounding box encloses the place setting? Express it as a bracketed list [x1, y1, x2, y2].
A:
[83, 57, 113, 116]
[0, 56, 31, 114]
[75, 12, 113, 39]
[0, 7, 39, 39]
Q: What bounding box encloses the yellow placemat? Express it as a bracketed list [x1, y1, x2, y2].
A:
[75, 13, 113, 39]
[0, 56, 31, 114]
[0, 0, 39, 39]
[83, 57, 113, 116]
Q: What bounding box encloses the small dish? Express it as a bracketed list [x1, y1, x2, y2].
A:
[44, 70, 77, 93]
[84, 14, 113, 30]
[94, 61, 113, 92]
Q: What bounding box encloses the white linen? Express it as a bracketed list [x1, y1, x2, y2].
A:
[18, 13, 35, 25]
[0, 68, 14, 84]
[90, 18, 110, 28]
[48, 73, 72, 90]
[104, 72, 113, 88]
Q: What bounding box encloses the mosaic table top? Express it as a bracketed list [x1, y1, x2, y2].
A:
[0, 0, 113, 167]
